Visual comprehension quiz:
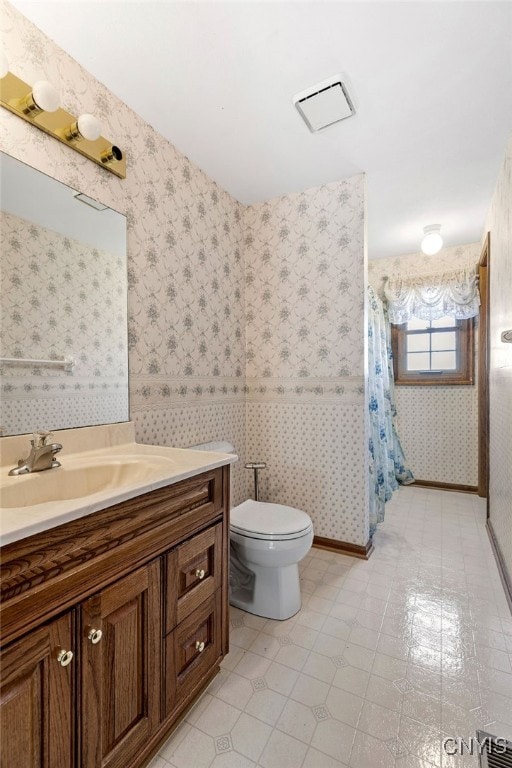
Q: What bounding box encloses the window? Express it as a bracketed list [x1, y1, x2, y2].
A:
[391, 315, 474, 385]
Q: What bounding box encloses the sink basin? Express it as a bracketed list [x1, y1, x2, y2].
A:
[0, 458, 174, 508]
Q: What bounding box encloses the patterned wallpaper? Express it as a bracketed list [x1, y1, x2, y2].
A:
[247, 401, 367, 543]
[1, 2, 372, 550]
[0, 4, 370, 545]
[244, 179, 365, 379]
[485, 132, 512, 585]
[394, 388, 478, 486]
[0, 1, 247, 503]
[0, 211, 128, 435]
[244, 179, 369, 546]
[369, 243, 481, 486]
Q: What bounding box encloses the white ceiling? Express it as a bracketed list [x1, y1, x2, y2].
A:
[9, 1, 512, 259]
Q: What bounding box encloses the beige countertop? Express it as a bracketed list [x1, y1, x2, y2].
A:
[0, 423, 236, 547]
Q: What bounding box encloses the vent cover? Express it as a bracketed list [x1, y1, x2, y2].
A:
[293, 75, 355, 132]
[477, 731, 512, 768]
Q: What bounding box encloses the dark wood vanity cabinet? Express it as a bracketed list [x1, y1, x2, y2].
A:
[0, 465, 230, 768]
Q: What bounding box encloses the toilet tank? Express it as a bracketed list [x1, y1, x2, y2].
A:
[188, 441, 236, 454]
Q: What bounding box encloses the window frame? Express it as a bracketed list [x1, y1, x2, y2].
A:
[391, 317, 474, 385]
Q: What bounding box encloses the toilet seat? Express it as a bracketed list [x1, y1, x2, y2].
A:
[231, 499, 313, 541]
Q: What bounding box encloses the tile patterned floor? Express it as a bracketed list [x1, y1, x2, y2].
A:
[149, 487, 512, 768]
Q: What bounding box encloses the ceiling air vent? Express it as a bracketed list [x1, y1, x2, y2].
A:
[293, 75, 355, 132]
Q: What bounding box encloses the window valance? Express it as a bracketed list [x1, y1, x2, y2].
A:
[384, 269, 480, 324]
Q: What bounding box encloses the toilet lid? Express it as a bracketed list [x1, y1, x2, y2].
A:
[231, 500, 312, 540]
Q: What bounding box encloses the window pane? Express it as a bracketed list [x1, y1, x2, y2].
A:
[406, 317, 429, 331]
[407, 352, 431, 371]
[407, 333, 430, 352]
[431, 331, 456, 350]
[432, 351, 457, 370]
[431, 315, 457, 328]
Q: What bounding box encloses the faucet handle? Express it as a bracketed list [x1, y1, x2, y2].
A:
[32, 430, 54, 447]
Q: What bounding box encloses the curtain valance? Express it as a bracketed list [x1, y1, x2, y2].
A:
[383, 269, 480, 324]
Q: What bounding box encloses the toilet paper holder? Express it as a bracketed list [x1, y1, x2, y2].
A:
[244, 462, 266, 501]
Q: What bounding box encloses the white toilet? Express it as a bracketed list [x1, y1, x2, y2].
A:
[230, 499, 313, 620]
[188, 441, 314, 621]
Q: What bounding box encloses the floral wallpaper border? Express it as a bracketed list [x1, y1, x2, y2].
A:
[1, 378, 125, 399]
[246, 377, 364, 404]
[130, 376, 246, 410]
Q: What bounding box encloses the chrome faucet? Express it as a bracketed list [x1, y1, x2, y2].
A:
[8, 431, 63, 475]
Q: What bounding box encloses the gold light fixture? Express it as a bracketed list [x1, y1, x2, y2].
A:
[0, 57, 126, 178]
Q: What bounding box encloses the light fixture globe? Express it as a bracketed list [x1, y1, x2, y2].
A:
[421, 224, 443, 255]
[77, 113, 101, 141]
[31, 80, 59, 112]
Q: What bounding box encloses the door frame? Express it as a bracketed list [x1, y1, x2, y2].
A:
[478, 232, 490, 514]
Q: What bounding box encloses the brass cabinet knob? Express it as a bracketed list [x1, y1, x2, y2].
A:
[57, 649, 73, 667]
[195, 640, 205, 653]
[88, 628, 103, 645]
[195, 569, 205, 580]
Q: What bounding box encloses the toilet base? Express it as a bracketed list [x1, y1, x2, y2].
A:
[230, 562, 302, 621]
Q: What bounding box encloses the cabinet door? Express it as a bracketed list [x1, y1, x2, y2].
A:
[80, 560, 161, 768]
[0, 612, 74, 768]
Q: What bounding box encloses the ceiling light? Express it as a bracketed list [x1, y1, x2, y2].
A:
[421, 224, 443, 255]
[65, 113, 102, 142]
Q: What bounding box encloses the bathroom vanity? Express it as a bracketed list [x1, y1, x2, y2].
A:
[0, 425, 235, 768]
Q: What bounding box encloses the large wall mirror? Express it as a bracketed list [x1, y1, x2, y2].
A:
[0, 152, 129, 436]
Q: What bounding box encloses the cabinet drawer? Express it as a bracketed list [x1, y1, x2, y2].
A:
[165, 523, 222, 633]
[164, 591, 221, 718]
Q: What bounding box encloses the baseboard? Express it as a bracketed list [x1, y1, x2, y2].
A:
[313, 535, 374, 560]
[487, 519, 512, 615]
[410, 479, 478, 494]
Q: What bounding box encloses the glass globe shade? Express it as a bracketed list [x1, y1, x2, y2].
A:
[421, 226, 443, 256]
[77, 113, 101, 141]
[32, 80, 59, 112]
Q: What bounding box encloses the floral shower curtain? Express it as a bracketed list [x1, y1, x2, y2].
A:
[368, 285, 414, 536]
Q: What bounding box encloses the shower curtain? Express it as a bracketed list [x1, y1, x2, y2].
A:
[368, 285, 414, 536]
